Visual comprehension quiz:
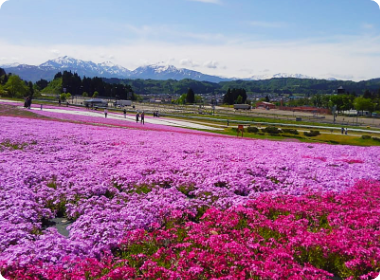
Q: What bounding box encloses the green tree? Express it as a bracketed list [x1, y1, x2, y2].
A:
[354, 97, 374, 115]
[60, 93, 66, 101]
[195, 95, 203, 104]
[236, 95, 243, 104]
[3, 75, 28, 98]
[82, 92, 88, 97]
[177, 93, 187, 104]
[92, 91, 99, 98]
[223, 88, 247, 105]
[330, 95, 353, 112]
[186, 88, 195, 104]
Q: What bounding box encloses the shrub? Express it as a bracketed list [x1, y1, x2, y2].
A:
[282, 129, 299, 135]
[247, 126, 259, 133]
[361, 135, 371, 140]
[372, 137, 380, 142]
[263, 126, 280, 135]
[304, 130, 320, 137]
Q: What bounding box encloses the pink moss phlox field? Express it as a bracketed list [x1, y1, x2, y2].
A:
[1, 116, 380, 279]
[2, 181, 380, 279]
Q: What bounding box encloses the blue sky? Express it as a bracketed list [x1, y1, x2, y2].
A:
[0, 0, 379, 80]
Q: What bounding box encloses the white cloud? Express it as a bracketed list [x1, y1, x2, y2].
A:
[204, 60, 219, 69]
[0, 34, 380, 81]
[50, 49, 60, 57]
[0, 0, 9, 10]
[371, 0, 380, 9]
[179, 59, 199, 67]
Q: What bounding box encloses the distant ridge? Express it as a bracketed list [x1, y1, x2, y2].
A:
[1, 56, 348, 83]
[2, 56, 230, 83]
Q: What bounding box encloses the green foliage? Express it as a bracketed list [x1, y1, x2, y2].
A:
[263, 126, 280, 135]
[92, 91, 99, 98]
[330, 94, 354, 112]
[45, 197, 67, 218]
[3, 75, 28, 98]
[247, 126, 259, 133]
[0, 140, 27, 150]
[59, 93, 72, 102]
[281, 128, 299, 135]
[372, 137, 380, 142]
[361, 135, 372, 140]
[42, 77, 62, 94]
[177, 93, 187, 104]
[129, 184, 153, 195]
[82, 92, 88, 97]
[304, 130, 321, 137]
[177, 184, 196, 199]
[354, 96, 375, 113]
[223, 88, 247, 105]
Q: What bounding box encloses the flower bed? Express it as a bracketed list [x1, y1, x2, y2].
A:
[0, 116, 379, 279]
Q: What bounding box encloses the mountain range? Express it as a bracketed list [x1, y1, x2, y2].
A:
[2, 56, 318, 83]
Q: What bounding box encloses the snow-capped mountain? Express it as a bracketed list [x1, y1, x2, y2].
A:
[130, 64, 226, 82]
[2, 56, 325, 83]
[39, 56, 132, 78]
[2, 56, 228, 83]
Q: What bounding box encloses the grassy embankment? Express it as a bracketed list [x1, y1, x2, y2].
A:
[1, 101, 379, 146]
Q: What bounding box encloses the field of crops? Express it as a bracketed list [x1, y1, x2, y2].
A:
[1, 112, 380, 279]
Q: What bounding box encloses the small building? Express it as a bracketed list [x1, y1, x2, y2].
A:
[84, 99, 108, 107]
[256, 101, 276, 109]
[337, 86, 346, 94]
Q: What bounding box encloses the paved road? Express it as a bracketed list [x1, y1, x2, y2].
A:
[28, 106, 224, 131]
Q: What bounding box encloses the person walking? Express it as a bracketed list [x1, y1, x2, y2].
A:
[104, 108, 108, 118]
[141, 111, 145, 125]
[136, 112, 140, 123]
[123, 108, 127, 118]
[341, 127, 344, 134]
[345, 128, 348, 135]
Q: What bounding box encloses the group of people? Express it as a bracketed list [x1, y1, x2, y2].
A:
[136, 112, 145, 124]
[153, 111, 160, 117]
[341, 127, 348, 135]
[102, 108, 146, 124]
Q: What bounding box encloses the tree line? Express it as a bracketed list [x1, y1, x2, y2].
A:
[0, 68, 36, 99]
[103, 77, 380, 96]
[1, 68, 380, 113]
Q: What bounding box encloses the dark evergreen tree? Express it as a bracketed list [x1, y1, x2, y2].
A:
[36, 79, 48, 90]
[186, 88, 195, 103]
[223, 88, 232, 104]
[28, 81, 34, 98]
[0, 67, 6, 78]
[223, 88, 247, 105]
[363, 90, 372, 99]
[54, 72, 62, 79]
